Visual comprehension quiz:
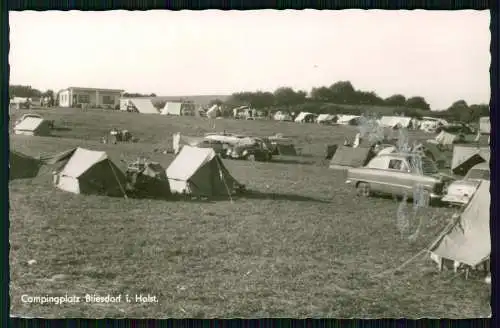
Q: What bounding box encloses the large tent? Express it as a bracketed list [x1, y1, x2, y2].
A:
[166, 146, 240, 197]
[329, 146, 373, 169]
[14, 117, 51, 136]
[161, 102, 183, 115]
[430, 180, 490, 268]
[54, 147, 127, 197]
[294, 112, 316, 123]
[378, 116, 412, 129]
[9, 150, 41, 180]
[451, 145, 490, 176]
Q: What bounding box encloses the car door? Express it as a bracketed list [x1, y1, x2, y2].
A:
[384, 158, 412, 196]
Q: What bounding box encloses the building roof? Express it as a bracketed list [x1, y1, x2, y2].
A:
[63, 87, 124, 93]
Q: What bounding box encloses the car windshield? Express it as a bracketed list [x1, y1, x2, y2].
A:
[408, 155, 439, 175]
[466, 169, 490, 180]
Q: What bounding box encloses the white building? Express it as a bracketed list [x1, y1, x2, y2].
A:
[58, 87, 124, 109]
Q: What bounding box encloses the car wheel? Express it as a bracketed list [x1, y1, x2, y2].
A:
[356, 182, 371, 197]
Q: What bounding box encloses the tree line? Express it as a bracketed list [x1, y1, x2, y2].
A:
[9, 84, 489, 123]
[208, 81, 489, 123]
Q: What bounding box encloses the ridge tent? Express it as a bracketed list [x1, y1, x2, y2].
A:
[329, 146, 373, 170]
[451, 145, 490, 176]
[14, 117, 51, 136]
[128, 98, 159, 114]
[9, 150, 41, 180]
[54, 147, 127, 197]
[430, 180, 490, 268]
[161, 102, 183, 115]
[317, 114, 336, 124]
[206, 105, 220, 119]
[479, 116, 490, 134]
[166, 145, 240, 197]
[435, 131, 460, 146]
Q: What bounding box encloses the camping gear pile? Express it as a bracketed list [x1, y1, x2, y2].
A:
[104, 129, 136, 144]
[125, 158, 171, 199]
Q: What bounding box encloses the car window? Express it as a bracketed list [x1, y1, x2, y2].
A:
[467, 169, 490, 180]
[388, 159, 403, 170]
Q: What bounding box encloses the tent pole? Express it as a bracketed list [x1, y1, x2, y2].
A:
[216, 157, 233, 203]
[108, 161, 128, 199]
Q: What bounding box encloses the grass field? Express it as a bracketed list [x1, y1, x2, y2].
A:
[9, 108, 490, 318]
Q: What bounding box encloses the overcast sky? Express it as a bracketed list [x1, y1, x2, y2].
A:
[9, 10, 490, 110]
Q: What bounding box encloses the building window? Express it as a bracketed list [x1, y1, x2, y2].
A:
[78, 94, 90, 103]
[102, 95, 115, 105]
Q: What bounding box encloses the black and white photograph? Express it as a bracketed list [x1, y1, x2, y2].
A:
[8, 9, 491, 318]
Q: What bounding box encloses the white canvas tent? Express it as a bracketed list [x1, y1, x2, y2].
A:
[162, 102, 183, 115]
[479, 116, 490, 134]
[430, 180, 490, 268]
[434, 131, 459, 146]
[379, 116, 412, 128]
[294, 112, 316, 123]
[316, 114, 336, 124]
[127, 98, 159, 114]
[336, 115, 360, 125]
[14, 117, 51, 136]
[273, 111, 292, 121]
[166, 146, 240, 197]
[54, 148, 127, 197]
[206, 105, 220, 119]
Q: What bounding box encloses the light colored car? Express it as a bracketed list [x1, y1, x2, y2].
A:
[441, 162, 490, 206]
[346, 153, 453, 204]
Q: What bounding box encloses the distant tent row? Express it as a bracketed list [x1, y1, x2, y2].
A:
[120, 98, 196, 116]
[378, 116, 412, 129]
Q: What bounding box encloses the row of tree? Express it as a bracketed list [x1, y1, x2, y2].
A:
[9, 85, 55, 100]
[210, 81, 488, 123]
[214, 81, 432, 111]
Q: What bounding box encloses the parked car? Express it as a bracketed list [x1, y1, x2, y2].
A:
[345, 153, 453, 204]
[441, 162, 490, 206]
[436, 122, 475, 135]
[226, 138, 273, 161]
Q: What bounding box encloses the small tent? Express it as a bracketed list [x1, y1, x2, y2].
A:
[294, 112, 316, 123]
[14, 117, 51, 136]
[166, 146, 240, 197]
[161, 102, 183, 115]
[128, 98, 159, 114]
[54, 147, 127, 197]
[435, 131, 459, 146]
[206, 105, 220, 119]
[329, 146, 373, 169]
[451, 145, 490, 176]
[9, 150, 41, 180]
[479, 116, 490, 134]
[430, 180, 490, 268]
[317, 114, 336, 124]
